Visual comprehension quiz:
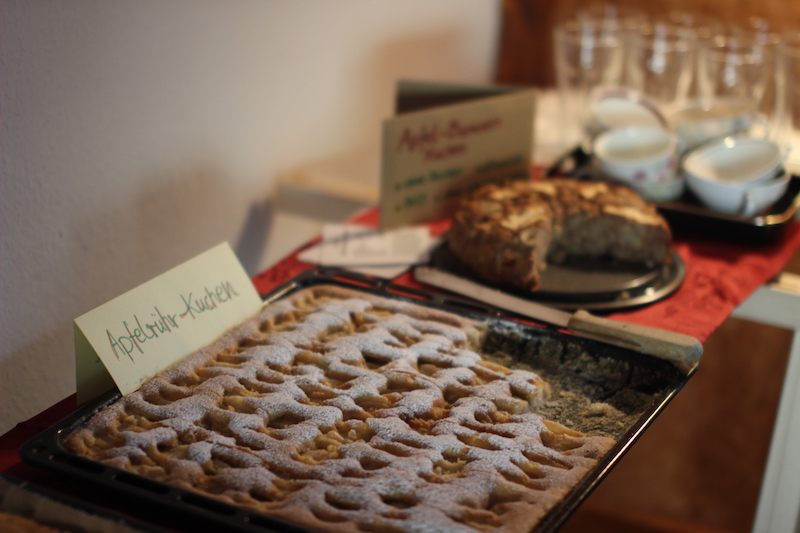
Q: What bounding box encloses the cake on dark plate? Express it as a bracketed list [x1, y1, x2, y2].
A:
[448, 178, 672, 291]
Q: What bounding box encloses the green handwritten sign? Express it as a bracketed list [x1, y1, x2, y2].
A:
[74, 242, 263, 402]
[380, 82, 536, 231]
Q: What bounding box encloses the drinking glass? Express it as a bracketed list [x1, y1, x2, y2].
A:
[695, 33, 781, 142]
[776, 31, 800, 172]
[698, 35, 773, 110]
[553, 16, 626, 149]
[626, 23, 698, 115]
[574, 3, 649, 86]
[734, 20, 783, 137]
[664, 11, 724, 100]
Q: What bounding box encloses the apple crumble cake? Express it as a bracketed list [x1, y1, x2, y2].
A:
[64, 285, 616, 533]
[448, 178, 672, 291]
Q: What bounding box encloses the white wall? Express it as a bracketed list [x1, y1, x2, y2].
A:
[0, 0, 501, 434]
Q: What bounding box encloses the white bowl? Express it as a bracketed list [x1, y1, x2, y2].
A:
[593, 126, 682, 201]
[685, 168, 790, 217]
[683, 136, 785, 186]
[669, 98, 767, 152]
[587, 88, 666, 139]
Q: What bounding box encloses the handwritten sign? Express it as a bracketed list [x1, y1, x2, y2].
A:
[74, 242, 263, 402]
[380, 81, 536, 231]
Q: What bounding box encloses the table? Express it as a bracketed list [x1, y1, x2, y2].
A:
[732, 273, 800, 533]
[2, 200, 800, 532]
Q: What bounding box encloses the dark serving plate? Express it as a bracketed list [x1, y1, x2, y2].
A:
[546, 145, 800, 243]
[430, 243, 686, 312]
[20, 268, 697, 533]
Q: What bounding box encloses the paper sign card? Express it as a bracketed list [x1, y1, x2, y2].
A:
[298, 223, 439, 267]
[74, 242, 263, 402]
[380, 81, 536, 231]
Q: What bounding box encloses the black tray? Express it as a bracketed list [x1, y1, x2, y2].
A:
[547, 145, 800, 243]
[20, 268, 697, 533]
[0, 473, 172, 533]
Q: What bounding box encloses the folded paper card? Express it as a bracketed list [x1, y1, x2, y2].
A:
[299, 223, 438, 266]
[298, 223, 440, 279]
[74, 242, 263, 403]
[380, 80, 537, 231]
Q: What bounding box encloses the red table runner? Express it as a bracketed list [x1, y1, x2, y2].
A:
[253, 207, 800, 344]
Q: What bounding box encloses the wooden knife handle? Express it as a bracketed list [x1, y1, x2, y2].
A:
[567, 310, 703, 370]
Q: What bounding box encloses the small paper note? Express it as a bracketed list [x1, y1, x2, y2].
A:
[298, 224, 438, 268]
[297, 224, 439, 281]
[74, 242, 263, 402]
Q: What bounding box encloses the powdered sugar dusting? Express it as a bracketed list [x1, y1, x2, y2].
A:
[65, 285, 615, 533]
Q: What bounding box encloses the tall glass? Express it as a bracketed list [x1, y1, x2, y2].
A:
[626, 23, 698, 116]
[701, 40, 762, 99]
[697, 35, 774, 112]
[776, 32, 800, 172]
[553, 17, 625, 149]
[735, 21, 783, 137]
[664, 11, 724, 101]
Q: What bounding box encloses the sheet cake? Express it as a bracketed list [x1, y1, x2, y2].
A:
[64, 285, 616, 533]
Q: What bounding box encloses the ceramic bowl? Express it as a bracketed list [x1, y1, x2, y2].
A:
[586, 88, 667, 140]
[684, 166, 790, 217]
[593, 126, 683, 201]
[683, 136, 785, 186]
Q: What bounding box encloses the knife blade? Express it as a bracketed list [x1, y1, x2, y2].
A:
[413, 266, 702, 371]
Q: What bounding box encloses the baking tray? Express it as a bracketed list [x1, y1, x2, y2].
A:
[429, 243, 686, 312]
[20, 268, 697, 533]
[0, 473, 172, 533]
[546, 145, 800, 243]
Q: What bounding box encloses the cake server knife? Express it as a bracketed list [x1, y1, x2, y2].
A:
[413, 266, 702, 370]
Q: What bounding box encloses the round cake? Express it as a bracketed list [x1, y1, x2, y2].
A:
[447, 178, 672, 291]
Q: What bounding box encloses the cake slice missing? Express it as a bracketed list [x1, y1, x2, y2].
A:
[447, 178, 672, 291]
[64, 285, 617, 533]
